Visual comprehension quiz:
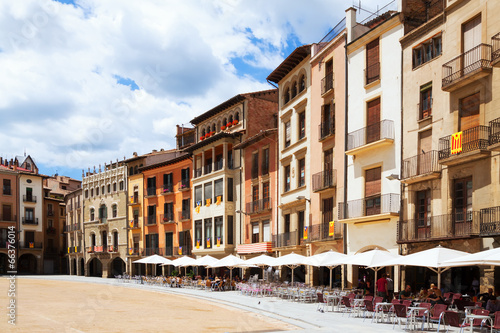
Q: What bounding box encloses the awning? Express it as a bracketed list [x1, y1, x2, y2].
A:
[237, 242, 273, 254]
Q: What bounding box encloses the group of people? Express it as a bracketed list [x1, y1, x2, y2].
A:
[399, 283, 445, 305]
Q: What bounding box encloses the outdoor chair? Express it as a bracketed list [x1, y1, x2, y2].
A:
[341, 296, 354, 317]
[373, 296, 383, 305]
[415, 302, 432, 331]
[363, 299, 376, 322]
[364, 295, 373, 302]
[461, 308, 489, 331]
[317, 292, 326, 312]
[393, 303, 409, 330]
[487, 311, 500, 332]
[402, 299, 412, 308]
[429, 303, 448, 331]
[440, 310, 466, 333]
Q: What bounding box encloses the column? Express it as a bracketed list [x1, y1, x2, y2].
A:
[212, 147, 215, 173]
[223, 143, 227, 169]
[192, 155, 196, 179]
[201, 151, 205, 175]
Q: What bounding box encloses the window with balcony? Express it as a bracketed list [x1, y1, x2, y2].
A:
[180, 167, 190, 189]
[96, 187, 99, 196]
[164, 202, 173, 222]
[284, 121, 291, 148]
[215, 154, 223, 171]
[204, 182, 212, 205]
[194, 185, 202, 207]
[214, 178, 223, 203]
[90, 208, 95, 221]
[195, 220, 202, 248]
[3, 179, 11, 195]
[2, 204, 12, 221]
[298, 111, 306, 140]
[454, 177, 473, 228]
[262, 220, 270, 242]
[99, 204, 107, 223]
[298, 158, 305, 188]
[112, 204, 117, 218]
[165, 232, 173, 256]
[419, 83, 432, 119]
[262, 182, 270, 209]
[163, 173, 173, 193]
[320, 102, 335, 140]
[366, 97, 381, 144]
[252, 223, 259, 243]
[251, 152, 259, 179]
[145, 233, 159, 255]
[147, 205, 156, 225]
[215, 216, 223, 246]
[181, 198, 190, 220]
[365, 167, 381, 216]
[26, 187, 33, 202]
[413, 33, 442, 68]
[25, 208, 34, 224]
[299, 74, 306, 92]
[147, 177, 156, 196]
[251, 185, 259, 213]
[366, 38, 380, 85]
[261, 148, 269, 176]
[284, 165, 291, 192]
[323, 197, 334, 225]
[416, 190, 431, 239]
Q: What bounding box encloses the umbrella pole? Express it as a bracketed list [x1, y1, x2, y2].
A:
[292, 267, 294, 287]
[329, 267, 333, 289]
[374, 269, 378, 297]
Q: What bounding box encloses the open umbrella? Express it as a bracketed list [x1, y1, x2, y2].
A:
[305, 250, 347, 289]
[273, 252, 308, 286]
[165, 256, 197, 276]
[245, 254, 277, 281]
[194, 255, 219, 277]
[208, 254, 251, 281]
[373, 245, 469, 289]
[134, 254, 172, 276]
[345, 248, 400, 293]
[442, 247, 500, 267]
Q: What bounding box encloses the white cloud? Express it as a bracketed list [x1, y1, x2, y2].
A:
[0, 0, 391, 177]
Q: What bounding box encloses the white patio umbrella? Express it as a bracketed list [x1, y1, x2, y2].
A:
[194, 255, 219, 277]
[345, 248, 400, 292]
[208, 254, 250, 281]
[273, 252, 308, 287]
[442, 247, 500, 267]
[245, 254, 277, 281]
[305, 250, 348, 289]
[373, 245, 469, 289]
[165, 256, 197, 276]
[134, 254, 172, 276]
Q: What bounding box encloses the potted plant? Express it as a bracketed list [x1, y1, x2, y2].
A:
[221, 125, 226, 130]
[227, 122, 232, 128]
[233, 119, 239, 125]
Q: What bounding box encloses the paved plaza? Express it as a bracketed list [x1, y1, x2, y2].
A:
[1, 275, 464, 332]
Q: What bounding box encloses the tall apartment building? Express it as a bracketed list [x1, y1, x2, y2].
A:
[0, 159, 18, 274]
[186, 90, 278, 260]
[65, 188, 84, 275]
[399, 0, 500, 292]
[82, 162, 127, 277]
[341, 5, 403, 288]
[308, 19, 347, 287]
[268, 45, 312, 284]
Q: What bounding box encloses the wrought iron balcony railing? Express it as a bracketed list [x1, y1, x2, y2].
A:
[319, 119, 335, 140]
[489, 117, 500, 146]
[442, 43, 492, 88]
[246, 198, 271, 214]
[128, 219, 140, 229]
[146, 187, 156, 196]
[402, 150, 441, 180]
[195, 168, 202, 178]
[20, 242, 43, 249]
[174, 246, 192, 256]
[304, 221, 342, 242]
[145, 215, 156, 226]
[438, 125, 490, 160]
[178, 179, 190, 191]
[272, 231, 302, 248]
[162, 184, 173, 194]
[321, 72, 334, 95]
[338, 193, 399, 220]
[347, 120, 394, 151]
[492, 32, 500, 63]
[67, 246, 82, 254]
[204, 164, 212, 175]
[22, 217, 39, 225]
[312, 169, 337, 192]
[178, 211, 190, 221]
[63, 223, 81, 232]
[144, 247, 163, 256]
[162, 212, 174, 223]
[23, 195, 37, 203]
[480, 206, 500, 236]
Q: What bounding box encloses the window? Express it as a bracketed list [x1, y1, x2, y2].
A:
[101, 186, 105, 195]
[214, 179, 223, 203]
[284, 214, 290, 233]
[366, 97, 381, 144]
[107, 184, 111, 193]
[163, 173, 173, 192]
[2, 205, 12, 221]
[262, 220, 270, 242]
[365, 167, 381, 216]
[460, 92, 480, 131]
[284, 121, 291, 148]
[262, 182, 270, 209]
[454, 178, 473, 225]
[204, 218, 212, 248]
[251, 152, 259, 179]
[261, 148, 269, 176]
[227, 178, 233, 202]
[147, 177, 156, 196]
[90, 208, 95, 221]
[195, 220, 202, 248]
[113, 183, 117, 192]
[90, 233, 96, 247]
[412, 33, 442, 68]
[215, 216, 223, 246]
[194, 185, 202, 207]
[291, 81, 297, 98]
[284, 87, 290, 104]
[252, 185, 259, 212]
[85, 189, 88, 198]
[299, 74, 306, 92]
[3, 179, 11, 195]
[98, 204, 107, 222]
[366, 38, 380, 84]
[420, 83, 433, 119]
[322, 197, 334, 225]
[227, 215, 234, 244]
[90, 188, 93, 197]
[119, 181, 124, 191]
[298, 111, 306, 139]
[96, 187, 99, 196]
[147, 205, 156, 225]
[252, 223, 259, 243]
[204, 182, 212, 204]
[416, 190, 431, 237]
[298, 211, 305, 239]
[164, 202, 173, 221]
[112, 204, 117, 218]
[181, 198, 190, 220]
[284, 165, 291, 192]
[298, 158, 305, 187]
[181, 168, 190, 187]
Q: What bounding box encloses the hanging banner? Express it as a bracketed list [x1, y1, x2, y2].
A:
[67, 247, 70, 254]
[216, 196, 222, 205]
[217, 237, 221, 247]
[451, 131, 463, 155]
[129, 248, 133, 255]
[207, 237, 211, 248]
[196, 240, 200, 249]
[329, 221, 335, 236]
[195, 202, 201, 214]
[303, 226, 308, 240]
[206, 198, 211, 207]
[178, 247, 182, 255]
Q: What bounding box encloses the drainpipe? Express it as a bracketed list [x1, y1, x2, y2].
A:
[343, 33, 349, 290]
[398, 38, 405, 293]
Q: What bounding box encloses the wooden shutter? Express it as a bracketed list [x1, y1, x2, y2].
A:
[366, 98, 381, 143]
[418, 129, 432, 154]
[365, 167, 381, 197]
[463, 16, 481, 52]
[460, 93, 480, 131]
[366, 38, 380, 84]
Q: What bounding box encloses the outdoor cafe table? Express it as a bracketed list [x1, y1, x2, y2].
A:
[407, 306, 427, 331]
[326, 295, 342, 312]
[351, 298, 365, 317]
[464, 305, 481, 315]
[374, 302, 393, 323]
[463, 314, 492, 333]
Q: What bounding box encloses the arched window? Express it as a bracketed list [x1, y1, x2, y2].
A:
[102, 230, 107, 248]
[291, 81, 297, 98]
[90, 233, 96, 247]
[101, 185, 105, 195]
[119, 181, 124, 191]
[90, 208, 95, 221]
[223, 118, 227, 126]
[112, 204, 117, 218]
[229, 115, 233, 123]
[217, 121, 221, 132]
[129, 168, 133, 176]
[96, 187, 99, 196]
[113, 183, 117, 192]
[235, 112, 240, 121]
[90, 188, 94, 197]
[212, 124, 216, 132]
[134, 165, 138, 174]
[299, 75, 306, 92]
[201, 129, 206, 137]
[113, 231, 118, 247]
[284, 87, 290, 104]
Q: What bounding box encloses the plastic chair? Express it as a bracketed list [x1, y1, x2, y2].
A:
[487, 310, 500, 332]
[441, 310, 465, 333]
[429, 303, 448, 331]
[363, 299, 376, 322]
[392, 303, 409, 330]
[317, 292, 326, 312]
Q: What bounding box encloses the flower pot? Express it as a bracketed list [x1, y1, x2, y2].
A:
[233, 120, 239, 125]
[227, 123, 232, 128]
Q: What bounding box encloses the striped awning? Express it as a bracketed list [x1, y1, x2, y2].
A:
[237, 242, 273, 254]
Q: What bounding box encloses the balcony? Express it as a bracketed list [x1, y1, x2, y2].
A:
[489, 117, 500, 150]
[418, 99, 432, 121]
[67, 205, 72, 212]
[108, 245, 118, 253]
[246, 198, 272, 214]
[346, 120, 394, 155]
[174, 246, 192, 256]
[442, 43, 492, 91]
[319, 119, 335, 141]
[146, 187, 156, 197]
[178, 211, 190, 221]
[128, 196, 140, 205]
[22, 217, 39, 225]
[128, 247, 140, 256]
[161, 212, 174, 224]
[67, 246, 82, 254]
[338, 193, 399, 223]
[20, 242, 42, 249]
[204, 164, 212, 175]
[398, 212, 480, 243]
[47, 210, 55, 216]
[214, 159, 223, 172]
[304, 221, 342, 242]
[161, 184, 173, 194]
[145, 215, 156, 226]
[438, 125, 490, 165]
[23, 195, 37, 203]
[0, 214, 16, 223]
[178, 179, 190, 191]
[401, 150, 441, 184]
[272, 231, 303, 248]
[365, 62, 380, 86]
[480, 206, 500, 236]
[128, 219, 140, 229]
[321, 72, 334, 95]
[144, 247, 163, 256]
[63, 223, 81, 232]
[312, 169, 337, 192]
[195, 168, 202, 178]
[492, 32, 500, 67]
[46, 227, 56, 235]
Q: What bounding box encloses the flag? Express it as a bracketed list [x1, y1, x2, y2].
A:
[129, 248, 133, 255]
[195, 202, 201, 214]
[29, 242, 34, 248]
[303, 226, 308, 240]
[217, 237, 221, 247]
[67, 247, 70, 254]
[206, 198, 211, 207]
[129, 221, 134, 228]
[196, 240, 200, 249]
[329, 221, 335, 236]
[178, 247, 182, 255]
[216, 196, 222, 205]
[207, 237, 211, 248]
[451, 131, 463, 155]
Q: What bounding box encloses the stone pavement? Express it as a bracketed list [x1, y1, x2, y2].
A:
[20, 275, 460, 332]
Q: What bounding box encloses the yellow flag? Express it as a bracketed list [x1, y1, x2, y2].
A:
[217, 237, 221, 247]
[206, 198, 211, 207]
[178, 247, 182, 255]
[329, 221, 335, 236]
[196, 240, 200, 249]
[207, 238, 211, 248]
[451, 131, 462, 155]
[216, 196, 222, 205]
[303, 226, 308, 240]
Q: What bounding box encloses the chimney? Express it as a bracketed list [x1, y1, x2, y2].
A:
[346, 7, 357, 44]
[133, 152, 138, 157]
[0, 157, 2, 165]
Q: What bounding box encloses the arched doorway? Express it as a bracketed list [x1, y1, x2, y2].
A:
[88, 258, 102, 277]
[71, 259, 77, 275]
[0, 253, 8, 274]
[18, 253, 37, 274]
[110, 257, 126, 277]
[79, 258, 85, 276]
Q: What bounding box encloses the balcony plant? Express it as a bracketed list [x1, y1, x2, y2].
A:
[226, 122, 232, 128]
[232, 119, 239, 125]
[221, 125, 226, 130]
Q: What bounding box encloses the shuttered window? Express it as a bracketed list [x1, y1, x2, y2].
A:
[460, 92, 480, 131]
[365, 167, 381, 198]
[366, 38, 380, 84]
[366, 98, 381, 143]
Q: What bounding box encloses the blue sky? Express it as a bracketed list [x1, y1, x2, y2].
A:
[0, 0, 391, 180]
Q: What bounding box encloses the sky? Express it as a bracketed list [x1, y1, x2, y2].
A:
[0, 0, 394, 180]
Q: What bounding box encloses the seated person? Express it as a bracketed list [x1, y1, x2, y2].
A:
[418, 288, 429, 301]
[400, 285, 412, 300]
[365, 281, 374, 296]
[479, 288, 496, 306]
[486, 299, 500, 313]
[427, 284, 444, 305]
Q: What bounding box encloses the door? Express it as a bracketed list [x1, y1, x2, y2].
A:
[418, 129, 432, 175]
[366, 98, 381, 144]
[365, 167, 381, 216]
[453, 178, 473, 236]
[462, 16, 481, 74]
[324, 149, 333, 187]
[25, 231, 35, 248]
[460, 93, 480, 152]
[26, 187, 33, 201]
[165, 232, 173, 256]
[366, 38, 380, 84]
[416, 190, 431, 239]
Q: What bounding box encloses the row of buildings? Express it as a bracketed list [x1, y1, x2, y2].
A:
[2, 0, 500, 292]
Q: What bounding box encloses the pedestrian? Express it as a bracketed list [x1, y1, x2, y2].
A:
[386, 273, 394, 300]
[376, 273, 388, 301]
